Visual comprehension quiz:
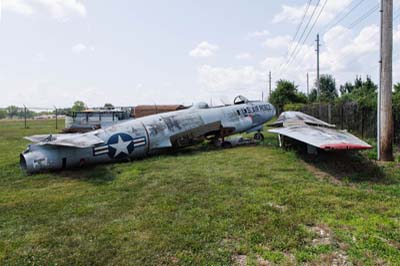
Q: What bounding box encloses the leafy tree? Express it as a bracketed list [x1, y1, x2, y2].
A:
[337, 76, 377, 108]
[393, 83, 400, 113]
[308, 89, 318, 103]
[0, 109, 6, 119]
[269, 80, 307, 113]
[349, 76, 377, 108]
[339, 82, 354, 96]
[6, 105, 21, 118]
[318, 74, 338, 102]
[71, 101, 87, 113]
[104, 103, 114, 110]
[354, 76, 363, 89]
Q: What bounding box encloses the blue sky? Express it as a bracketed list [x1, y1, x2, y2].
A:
[0, 0, 399, 107]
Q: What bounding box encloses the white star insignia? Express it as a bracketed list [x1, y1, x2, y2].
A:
[110, 135, 132, 157]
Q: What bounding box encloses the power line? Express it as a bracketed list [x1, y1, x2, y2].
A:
[281, 0, 321, 71]
[345, 7, 400, 66]
[348, 3, 379, 29]
[290, 1, 379, 75]
[321, 0, 367, 32]
[280, 0, 313, 76]
[288, 0, 313, 55]
[285, 0, 329, 71]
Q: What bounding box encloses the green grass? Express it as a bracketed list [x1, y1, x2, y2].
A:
[0, 119, 399, 265]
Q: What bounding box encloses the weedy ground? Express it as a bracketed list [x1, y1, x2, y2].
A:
[0, 119, 399, 265]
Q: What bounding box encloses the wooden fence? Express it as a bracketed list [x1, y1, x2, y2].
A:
[294, 102, 400, 144]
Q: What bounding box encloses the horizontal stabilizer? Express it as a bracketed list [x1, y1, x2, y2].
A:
[269, 125, 372, 151]
[24, 133, 104, 148]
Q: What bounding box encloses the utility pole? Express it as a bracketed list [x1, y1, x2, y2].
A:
[23, 105, 27, 129]
[268, 71, 272, 100]
[316, 34, 320, 100]
[54, 106, 58, 130]
[379, 0, 394, 161]
[378, 2, 383, 160]
[307, 72, 310, 95]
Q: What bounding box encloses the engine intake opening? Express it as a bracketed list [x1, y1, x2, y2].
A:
[20, 154, 27, 171]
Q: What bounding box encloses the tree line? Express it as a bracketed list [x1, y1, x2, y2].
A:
[0, 101, 116, 120]
[268, 74, 399, 113]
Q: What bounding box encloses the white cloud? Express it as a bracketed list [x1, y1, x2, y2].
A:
[1, 0, 86, 19]
[34, 52, 46, 63]
[2, 0, 34, 15]
[273, 4, 307, 24]
[235, 53, 252, 60]
[273, 0, 352, 25]
[72, 43, 87, 53]
[198, 65, 262, 92]
[247, 30, 270, 38]
[189, 41, 219, 57]
[262, 35, 292, 49]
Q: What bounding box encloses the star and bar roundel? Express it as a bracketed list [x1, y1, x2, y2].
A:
[93, 133, 146, 159]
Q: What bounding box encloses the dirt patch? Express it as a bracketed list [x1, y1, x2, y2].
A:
[309, 224, 332, 246]
[266, 202, 287, 211]
[232, 254, 247, 266]
[256, 255, 270, 266]
[311, 251, 350, 266]
[283, 252, 296, 264]
[303, 162, 343, 186]
[170, 256, 179, 264]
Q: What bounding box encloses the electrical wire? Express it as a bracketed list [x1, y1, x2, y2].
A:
[281, 0, 321, 71]
[285, 0, 329, 71]
[348, 3, 379, 29]
[321, 0, 367, 33]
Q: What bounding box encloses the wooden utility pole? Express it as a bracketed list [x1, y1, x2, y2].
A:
[379, 0, 394, 161]
[316, 34, 320, 100]
[307, 72, 310, 95]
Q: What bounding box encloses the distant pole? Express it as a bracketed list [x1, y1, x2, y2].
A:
[379, 0, 394, 161]
[268, 71, 272, 100]
[23, 105, 27, 129]
[316, 34, 320, 100]
[54, 106, 58, 130]
[307, 72, 310, 95]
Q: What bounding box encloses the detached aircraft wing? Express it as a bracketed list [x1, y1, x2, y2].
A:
[268, 111, 372, 151]
[24, 133, 104, 148]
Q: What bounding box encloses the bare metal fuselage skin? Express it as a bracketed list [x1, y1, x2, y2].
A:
[21, 101, 275, 173]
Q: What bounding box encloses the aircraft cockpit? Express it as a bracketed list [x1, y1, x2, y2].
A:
[192, 102, 210, 109]
[234, 95, 249, 105]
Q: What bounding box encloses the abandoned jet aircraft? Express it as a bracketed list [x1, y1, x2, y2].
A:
[268, 111, 372, 153]
[20, 96, 276, 173]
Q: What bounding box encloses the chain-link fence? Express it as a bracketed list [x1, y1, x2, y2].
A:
[0, 106, 61, 129]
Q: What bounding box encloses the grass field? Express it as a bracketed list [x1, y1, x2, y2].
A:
[0, 119, 399, 265]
